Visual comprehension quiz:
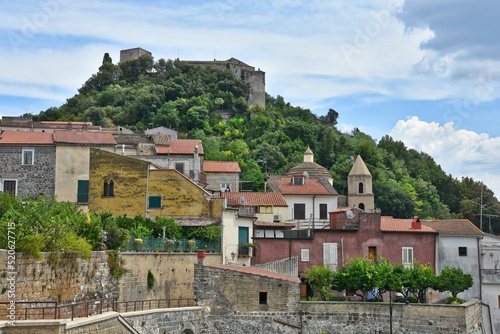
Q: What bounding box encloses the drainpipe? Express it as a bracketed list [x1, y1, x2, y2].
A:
[312, 195, 316, 229]
[477, 237, 482, 301]
[341, 237, 344, 268]
[145, 163, 150, 217]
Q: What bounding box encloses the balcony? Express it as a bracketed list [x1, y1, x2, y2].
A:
[238, 207, 256, 217]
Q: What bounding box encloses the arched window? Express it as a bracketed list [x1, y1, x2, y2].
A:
[359, 203, 365, 211]
[358, 182, 364, 194]
[104, 179, 114, 197]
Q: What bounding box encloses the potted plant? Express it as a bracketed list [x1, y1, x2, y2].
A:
[165, 239, 174, 252]
[187, 239, 196, 251]
[134, 238, 143, 251]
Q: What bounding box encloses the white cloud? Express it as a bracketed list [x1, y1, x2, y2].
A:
[389, 116, 500, 198]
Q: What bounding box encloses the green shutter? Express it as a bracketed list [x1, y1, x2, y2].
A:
[77, 180, 89, 203]
[149, 196, 162, 209]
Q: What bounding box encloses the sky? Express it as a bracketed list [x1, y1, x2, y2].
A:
[1, 0, 500, 198]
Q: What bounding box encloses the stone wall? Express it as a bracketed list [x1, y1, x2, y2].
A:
[194, 263, 301, 314]
[0, 145, 56, 198]
[118, 253, 221, 302]
[0, 300, 483, 334]
[0, 250, 116, 306]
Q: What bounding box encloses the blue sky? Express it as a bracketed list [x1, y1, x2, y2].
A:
[1, 0, 500, 198]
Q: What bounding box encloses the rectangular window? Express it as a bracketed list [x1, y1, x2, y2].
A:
[149, 196, 162, 209]
[22, 149, 34, 165]
[103, 180, 114, 197]
[175, 163, 184, 174]
[293, 176, 304, 185]
[259, 291, 268, 305]
[368, 246, 377, 261]
[301, 248, 310, 262]
[402, 247, 414, 269]
[220, 183, 231, 192]
[77, 180, 89, 203]
[319, 203, 328, 220]
[458, 247, 467, 256]
[2, 180, 17, 195]
[323, 243, 338, 271]
[238, 226, 250, 256]
[294, 203, 306, 220]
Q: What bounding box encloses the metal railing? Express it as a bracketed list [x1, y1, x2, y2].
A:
[0, 297, 196, 321]
[124, 237, 220, 253]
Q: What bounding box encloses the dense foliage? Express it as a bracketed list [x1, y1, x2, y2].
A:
[27, 53, 500, 233]
[301, 257, 473, 303]
[0, 193, 220, 258]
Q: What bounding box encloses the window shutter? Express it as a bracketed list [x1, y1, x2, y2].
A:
[323, 243, 338, 271]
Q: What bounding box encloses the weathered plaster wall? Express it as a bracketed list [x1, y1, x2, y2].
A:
[55, 146, 89, 210]
[89, 148, 149, 217]
[148, 170, 224, 218]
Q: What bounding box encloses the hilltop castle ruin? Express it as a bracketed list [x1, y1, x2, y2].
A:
[120, 47, 265, 108]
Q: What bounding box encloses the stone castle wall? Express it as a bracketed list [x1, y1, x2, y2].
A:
[0, 250, 116, 305]
[0, 301, 483, 334]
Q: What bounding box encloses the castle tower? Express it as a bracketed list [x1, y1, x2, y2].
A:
[347, 155, 374, 212]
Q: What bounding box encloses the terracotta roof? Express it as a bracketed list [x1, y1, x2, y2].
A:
[205, 264, 301, 283]
[42, 121, 91, 125]
[53, 131, 117, 145]
[421, 219, 483, 236]
[268, 175, 337, 195]
[155, 139, 204, 155]
[173, 217, 220, 227]
[381, 216, 436, 233]
[203, 161, 241, 173]
[220, 192, 288, 207]
[0, 131, 54, 144]
[113, 134, 153, 145]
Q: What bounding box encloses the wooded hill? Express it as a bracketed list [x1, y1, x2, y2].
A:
[28, 53, 500, 234]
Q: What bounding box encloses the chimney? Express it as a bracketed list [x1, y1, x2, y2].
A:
[411, 216, 422, 230]
[197, 250, 206, 265]
[193, 144, 200, 182]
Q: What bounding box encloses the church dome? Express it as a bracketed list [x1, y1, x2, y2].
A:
[286, 147, 333, 185]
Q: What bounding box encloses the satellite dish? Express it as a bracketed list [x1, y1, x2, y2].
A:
[303, 171, 309, 178]
[240, 196, 246, 205]
[346, 209, 354, 220]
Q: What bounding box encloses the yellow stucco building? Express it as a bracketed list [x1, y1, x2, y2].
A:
[89, 148, 223, 219]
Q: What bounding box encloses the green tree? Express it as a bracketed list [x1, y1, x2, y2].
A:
[301, 265, 336, 301]
[433, 267, 473, 299]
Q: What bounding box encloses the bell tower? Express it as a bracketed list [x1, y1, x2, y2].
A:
[347, 155, 374, 212]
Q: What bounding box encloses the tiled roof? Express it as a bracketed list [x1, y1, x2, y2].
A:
[173, 217, 221, 227]
[53, 131, 117, 145]
[220, 192, 288, 207]
[203, 161, 241, 173]
[381, 216, 436, 233]
[421, 219, 483, 236]
[155, 139, 204, 155]
[286, 162, 331, 180]
[268, 176, 337, 195]
[0, 131, 54, 144]
[205, 264, 301, 283]
[113, 134, 152, 145]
